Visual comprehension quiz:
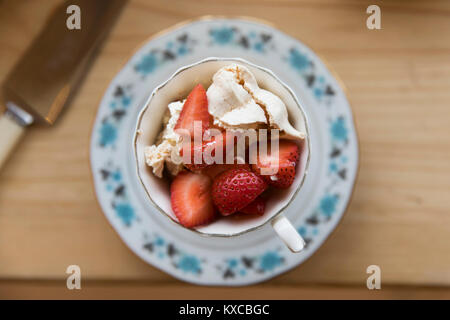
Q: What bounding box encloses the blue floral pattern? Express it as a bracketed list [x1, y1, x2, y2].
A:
[331, 117, 348, 141]
[135, 33, 195, 77]
[289, 48, 310, 71]
[100, 164, 138, 226]
[210, 26, 235, 44]
[178, 255, 202, 274]
[91, 19, 357, 284]
[216, 248, 285, 279]
[210, 26, 274, 53]
[320, 194, 339, 218]
[286, 48, 335, 103]
[259, 251, 284, 272]
[99, 122, 117, 147]
[328, 116, 350, 181]
[98, 85, 133, 148]
[142, 232, 204, 274]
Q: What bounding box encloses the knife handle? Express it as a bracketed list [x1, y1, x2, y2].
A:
[0, 113, 26, 169]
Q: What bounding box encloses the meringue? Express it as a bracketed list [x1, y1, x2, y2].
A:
[144, 100, 184, 178]
[207, 66, 266, 129]
[145, 64, 305, 178]
[207, 64, 305, 140]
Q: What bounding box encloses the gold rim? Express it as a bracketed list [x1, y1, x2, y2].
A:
[133, 57, 311, 238]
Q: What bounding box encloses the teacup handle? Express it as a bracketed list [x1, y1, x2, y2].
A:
[271, 214, 305, 253]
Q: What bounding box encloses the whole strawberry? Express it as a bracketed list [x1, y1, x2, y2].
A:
[240, 196, 266, 216]
[212, 168, 268, 216]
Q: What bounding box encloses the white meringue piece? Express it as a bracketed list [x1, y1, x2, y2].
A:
[144, 100, 185, 178]
[207, 65, 267, 128]
[207, 64, 305, 140]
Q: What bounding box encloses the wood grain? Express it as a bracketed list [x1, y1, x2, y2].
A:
[0, 0, 449, 293]
[1, 280, 450, 300]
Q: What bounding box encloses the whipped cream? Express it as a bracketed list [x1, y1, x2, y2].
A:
[144, 101, 184, 178]
[207, 64, 305, 140]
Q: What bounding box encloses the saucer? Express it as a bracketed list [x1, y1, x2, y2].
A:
[90, 17, 358, 286]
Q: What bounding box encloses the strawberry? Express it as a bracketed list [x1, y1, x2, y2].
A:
[170, 171, 216, 228]
[251, 140, 300, 189]
[182, 131, 230, 171]
[174, 84, 210, 139]
[240, 197, 265, 216]
[204, 162, 250, 179]
[263, 160, 297, 188]
[212, 168, 268, 216]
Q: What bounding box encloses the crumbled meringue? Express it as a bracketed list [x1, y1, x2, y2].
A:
[207, 66, 267, 129]
[144, 100, 185, 178]
[207, 64, 305, 140]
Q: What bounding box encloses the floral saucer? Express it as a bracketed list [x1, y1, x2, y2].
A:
[90, 17, 358, 286]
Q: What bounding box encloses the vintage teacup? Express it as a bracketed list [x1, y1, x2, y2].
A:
[133, 57, 311, 252]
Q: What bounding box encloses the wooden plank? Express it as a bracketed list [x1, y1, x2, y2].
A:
[1, 281, 449, 300]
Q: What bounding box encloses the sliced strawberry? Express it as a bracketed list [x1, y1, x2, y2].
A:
[170, 171, 216, 228]
[252, 140, 300, 189]
[182, 131, 229, 171]
[240, 197, 265, 216]
[204, 162, 250, 179]
[174, 84, 210, 139]
[212, 168, 268, 216]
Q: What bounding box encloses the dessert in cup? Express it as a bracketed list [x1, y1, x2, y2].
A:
[134, 58, 310, 252]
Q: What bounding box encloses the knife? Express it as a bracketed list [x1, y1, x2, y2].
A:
[0, 0, 127, 168]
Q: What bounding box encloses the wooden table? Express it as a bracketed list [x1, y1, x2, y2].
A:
[1, 0, 450, 299]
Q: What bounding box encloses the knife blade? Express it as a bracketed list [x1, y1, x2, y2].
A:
[0, 0, 127, 168]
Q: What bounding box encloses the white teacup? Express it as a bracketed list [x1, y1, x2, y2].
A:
[133, 57, 311, 252]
